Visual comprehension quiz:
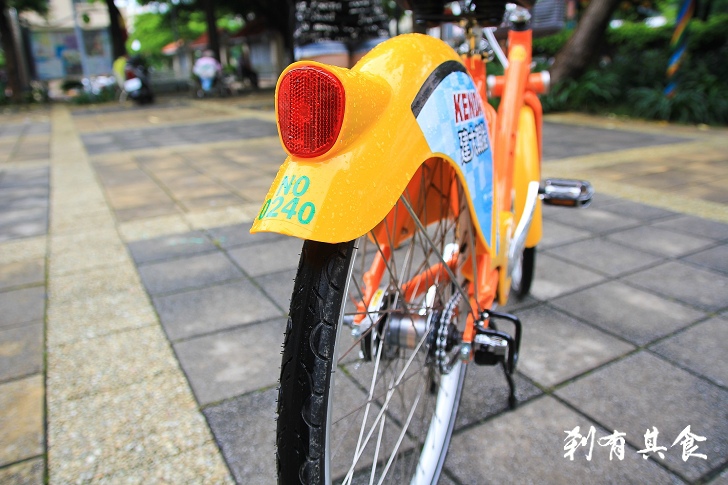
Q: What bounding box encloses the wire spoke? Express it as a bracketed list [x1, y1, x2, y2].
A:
[330, 174, 474, 483]
[342, 325, 431, 480]
[399, 195, 473, 316]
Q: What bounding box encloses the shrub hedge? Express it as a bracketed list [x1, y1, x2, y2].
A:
[535, 14, 728, 125]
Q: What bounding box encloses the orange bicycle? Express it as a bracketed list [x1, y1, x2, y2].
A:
[251, 2, 592, 483]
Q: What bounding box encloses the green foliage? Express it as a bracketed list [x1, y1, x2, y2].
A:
[688, 13, 728, 49]
[704, 0, 728, 15]
[0, 80, 47, 105]
[628, 84, 728, 124]
[542, 69, 622, 112]
[127, 10, 245, 62]
[541, 15, 728, 125]
[71, 85, 118, 104]
[608, 45, 668, 91]
[127, 11, 207, 50]
[127, 12, 175, 55]
[179, 11, 210, 41]
[533, 29, 571, 57]
[606, 21, 671, 50]
[125, 10, 209, 66]
[629, 52, 728, 124]
[486, 61, 505, 76]
[216, 15, 244, 33]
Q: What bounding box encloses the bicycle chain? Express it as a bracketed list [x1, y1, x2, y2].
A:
[436, 292, 461, 374]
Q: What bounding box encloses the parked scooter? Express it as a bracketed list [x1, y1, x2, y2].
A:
[122, 55, 154, 105]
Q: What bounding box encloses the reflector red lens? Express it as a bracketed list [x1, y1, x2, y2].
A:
[278, 67, 345, 158]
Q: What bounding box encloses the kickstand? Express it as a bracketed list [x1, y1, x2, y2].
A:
[500, 359, 518, 409]
[490, 318, 518, 410]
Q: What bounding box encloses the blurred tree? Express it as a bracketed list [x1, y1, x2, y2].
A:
[548, 0, 715, 84]
[73, 0, 128, 61]
[133, 0, 295, 64]
[104, 0, 127, 59]
[127, 8, 249, 63]
[127, 10, 201, 57]
[107, 0, 302, 65]
[550, 0, 623, 83]
[202, 0, 218, 59]
[0, 0, 48, 101]
[238, 0, 294, 62]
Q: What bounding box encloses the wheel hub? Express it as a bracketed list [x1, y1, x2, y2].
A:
[358, 297, 460, 374]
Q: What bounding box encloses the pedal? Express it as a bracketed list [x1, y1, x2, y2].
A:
[474, 310, 521, 372]
[540, 178, 594, 208]
[473, 331, 509, 366]
[473, 310, 523, 409]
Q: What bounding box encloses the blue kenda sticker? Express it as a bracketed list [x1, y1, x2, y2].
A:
[412, 61, 495, 248]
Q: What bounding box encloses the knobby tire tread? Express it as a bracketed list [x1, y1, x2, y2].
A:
[277, 240, 355, 485]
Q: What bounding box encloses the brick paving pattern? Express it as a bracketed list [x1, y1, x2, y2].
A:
[0, 94, 726, 484]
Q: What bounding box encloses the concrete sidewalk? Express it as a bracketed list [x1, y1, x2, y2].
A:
[1, 94, 726, 484]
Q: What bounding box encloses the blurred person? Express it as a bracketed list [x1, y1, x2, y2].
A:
[294, 0, 390, 68]
[238, 45, 259, 89]
[193, 49, 222, 92]
[113, 55, 127, 89]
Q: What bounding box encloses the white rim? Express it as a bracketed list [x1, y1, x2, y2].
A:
[411, 360, 462, 485]
[325, 243, 359, 484]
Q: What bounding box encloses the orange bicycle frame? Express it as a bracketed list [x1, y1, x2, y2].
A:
[348, 29, 547, 343]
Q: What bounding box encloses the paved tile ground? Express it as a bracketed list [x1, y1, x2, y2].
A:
[0, 118, 49, 484]
[1, 93, 726, 484]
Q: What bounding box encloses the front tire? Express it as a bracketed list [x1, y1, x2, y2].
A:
[276, 167, 478, 484]
[510, 246, 536, 300]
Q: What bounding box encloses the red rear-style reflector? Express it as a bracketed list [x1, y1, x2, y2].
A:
[278, 66, 345, 158]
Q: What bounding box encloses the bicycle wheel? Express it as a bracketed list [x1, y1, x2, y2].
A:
[277, 163, 479, 484]
[510, 246, 536, 300]
[510, 105, 540, 301]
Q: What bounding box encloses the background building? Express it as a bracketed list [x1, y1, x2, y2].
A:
[21, 0, 115, 82]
